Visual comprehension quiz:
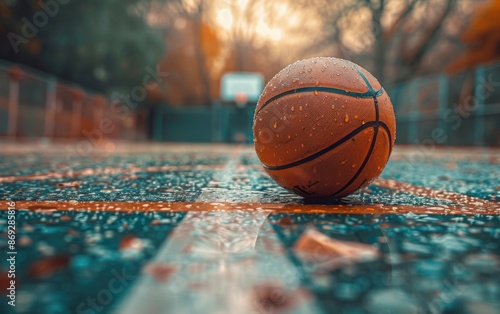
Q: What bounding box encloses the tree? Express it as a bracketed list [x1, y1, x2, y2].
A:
[448, 0, 500, 72]
[155, 18, 222, 105]
[0, 0, 165, 93]
[148, 0, 222, 105]
[302, 0, 473, 83]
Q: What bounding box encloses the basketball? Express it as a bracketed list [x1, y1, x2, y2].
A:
[253, 57, 396, 199]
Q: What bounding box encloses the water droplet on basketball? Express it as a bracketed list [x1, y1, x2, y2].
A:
[345, 114, 349, 123]
[273, 122, 277, 129]
[314, 91, 319, 96]
[341, 160, 347, 165]
[362, 120, 366, 125]
[352, 163, 357, 168]
[315, 81, 319, 86]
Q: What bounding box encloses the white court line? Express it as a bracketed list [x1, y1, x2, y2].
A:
[114, 149, 323, 314]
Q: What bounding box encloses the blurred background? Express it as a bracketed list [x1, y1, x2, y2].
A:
[0, 0, 499, 145]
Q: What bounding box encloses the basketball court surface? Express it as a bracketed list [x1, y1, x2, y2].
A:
[1, 141, 499, 314]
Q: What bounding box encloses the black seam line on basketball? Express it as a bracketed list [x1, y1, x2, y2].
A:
[329, 127, 378, 197]
[352, 65, 375, 94]
[262, 121, 383, 171]
[255, 87, 384, 116]
[329, 96, 380, 197]
[352, 178, 368, 194]
[374, 96, 380, 120]
[261, 121, 392, 171]
[378, 121, 393, 153]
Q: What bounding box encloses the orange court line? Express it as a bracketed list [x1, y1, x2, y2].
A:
[1, 200, 498, 215]
[372, 178, 498, 208]
[0, 164, 226, 183]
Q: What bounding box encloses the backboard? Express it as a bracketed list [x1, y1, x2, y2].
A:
[220, 72, 264, 103]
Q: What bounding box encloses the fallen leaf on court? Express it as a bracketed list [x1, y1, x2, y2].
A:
[56, 181, 81, 189]
[120, 234, 144, 251]
[28, 255, 71, 278]
[143, 263, 176, 283]
[252, 282, 311, 314]
[294, 228, 379, 269]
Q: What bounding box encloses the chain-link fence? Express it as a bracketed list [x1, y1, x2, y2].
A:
[0, 60, 145, 140]
[2, 60, 499, 146]
[152, 62, 500, 146]
[387, 62, 500, 146]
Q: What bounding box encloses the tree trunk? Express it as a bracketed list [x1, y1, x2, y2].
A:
[372, 1, 386, 83]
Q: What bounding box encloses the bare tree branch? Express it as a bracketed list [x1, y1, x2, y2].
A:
[383, 0, 421, 41]
[406, 0, 457, 69]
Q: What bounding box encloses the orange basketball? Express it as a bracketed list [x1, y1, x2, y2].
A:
[253, 57, 396, 199]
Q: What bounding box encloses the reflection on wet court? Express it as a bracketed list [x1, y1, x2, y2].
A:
[0, 143, 498, 314]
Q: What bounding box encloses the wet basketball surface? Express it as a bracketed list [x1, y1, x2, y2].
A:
[0, 142, 499, 313]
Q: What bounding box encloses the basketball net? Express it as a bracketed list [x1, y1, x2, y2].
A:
[235, 92, 248, 108]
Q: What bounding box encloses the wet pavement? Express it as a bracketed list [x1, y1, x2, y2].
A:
[0, 142, 498, 314]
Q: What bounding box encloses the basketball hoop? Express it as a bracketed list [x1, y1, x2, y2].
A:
[220, 72, 264, 105]
[235, 92, 247, 108]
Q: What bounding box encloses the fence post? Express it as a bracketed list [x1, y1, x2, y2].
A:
[71, 88, 85, 138]
[438, 74, 449, 144]
[154, 103, 164, 141]
[247, 104, 255, 143]
[408, 80, 419, 144]
[211, 101, 221, 142]
[474, 66, 486, 145]
[44, 78, 57, 137]
[7, 67, 23, 137]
